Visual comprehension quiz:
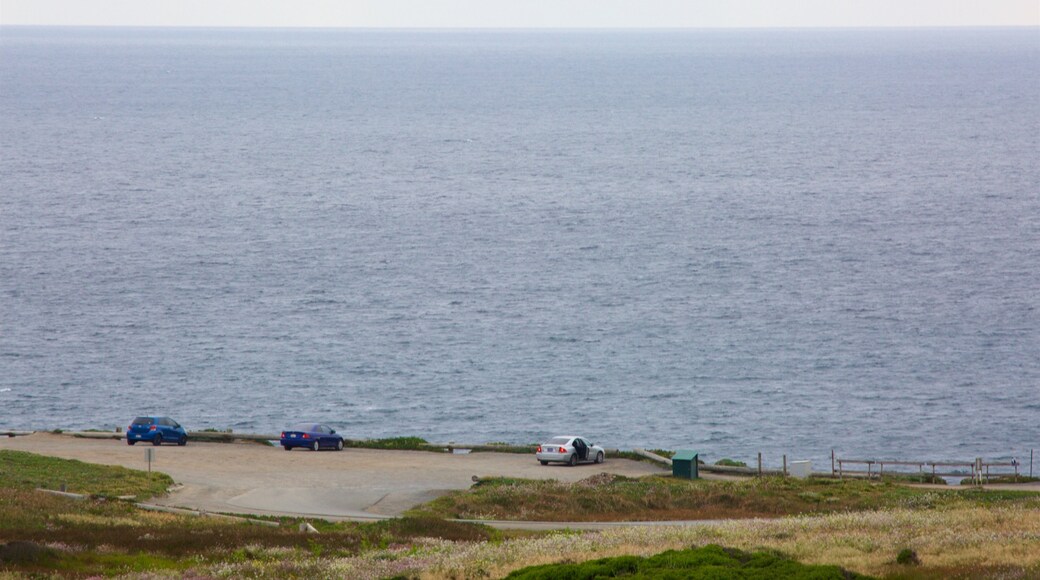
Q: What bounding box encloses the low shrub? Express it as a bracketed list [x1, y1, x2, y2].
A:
[504, 544, 872, 579]
[896, 548, 920, 565]
[0, 541, 56, 565]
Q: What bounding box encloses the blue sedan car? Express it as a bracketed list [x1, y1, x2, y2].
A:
[127, 416, 188, 446]
[280, 423, 344, 451]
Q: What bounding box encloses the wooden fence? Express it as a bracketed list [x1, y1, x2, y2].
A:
[833, 450, 1029, 483]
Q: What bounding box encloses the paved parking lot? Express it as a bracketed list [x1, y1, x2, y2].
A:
[1, 433, 668, 520]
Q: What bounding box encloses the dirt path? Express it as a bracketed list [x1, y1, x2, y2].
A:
[1, 433, 670, 520]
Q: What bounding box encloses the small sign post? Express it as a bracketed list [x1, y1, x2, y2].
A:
[145, 448, 154, 472]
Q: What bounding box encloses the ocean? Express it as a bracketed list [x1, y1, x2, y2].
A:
[1, 27, 1037, 466]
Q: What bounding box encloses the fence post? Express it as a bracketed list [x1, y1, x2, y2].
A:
[1031, 449, 1034, 478]
[831, 449, 835, 476]
[757, 452, 762, 477]
[783, 454, 787, 477]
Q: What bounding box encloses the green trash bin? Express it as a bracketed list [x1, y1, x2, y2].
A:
[672, 450, 699, 479]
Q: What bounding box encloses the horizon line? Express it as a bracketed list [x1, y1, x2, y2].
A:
[3, 23, 1038, 31]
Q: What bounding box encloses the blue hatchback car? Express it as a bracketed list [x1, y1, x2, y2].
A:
[127, 416, 188, 446]
[280, 423, 344, 451]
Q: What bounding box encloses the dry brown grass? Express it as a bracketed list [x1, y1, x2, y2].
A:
[310, 505, 1040, 579]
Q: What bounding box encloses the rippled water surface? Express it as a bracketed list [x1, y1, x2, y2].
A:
[2, 28, 1038, 464]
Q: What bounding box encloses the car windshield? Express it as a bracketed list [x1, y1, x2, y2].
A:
[547, 437, 571, 445]
[290, 424, 318, 432]
[132, 417, 153, 425]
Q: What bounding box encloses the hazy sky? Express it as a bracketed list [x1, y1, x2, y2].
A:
[2, 0, 1038, 28]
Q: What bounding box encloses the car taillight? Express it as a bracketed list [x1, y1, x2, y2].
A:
[302, 433, 309, 439]
[559, 447, 567, 453]
[536, 445, 542, 453]
[150, 425, 157, 431]
[281, 432, 286, 439]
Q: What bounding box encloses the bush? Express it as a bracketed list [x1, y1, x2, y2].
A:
[715, 458, 748, 467]
[896, 548, 920, 566]
[0, 542, 56, 564]
[504, 544, 871, 579]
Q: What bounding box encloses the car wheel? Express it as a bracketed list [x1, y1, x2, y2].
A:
[336, 439, 344, 451]
[152, 434, 163, 446]
[312, 440, 320, 451]
[127, 440, 135, 446]
[283, 445, 292, 451]
[540, 460, 549, 466]
[178, 435, 187, 446]
[595, 451, 604, 464]
[568, 453, 578, 467]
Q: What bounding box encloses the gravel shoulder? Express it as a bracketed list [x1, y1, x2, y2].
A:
[0, 433, 669, 520]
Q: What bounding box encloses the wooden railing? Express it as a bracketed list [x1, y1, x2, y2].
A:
[834, 455, 1026, 483]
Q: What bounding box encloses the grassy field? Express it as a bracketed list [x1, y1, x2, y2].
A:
[339, 504, 1040, 579]
[0, 451, 502, 577]
[407, 473, 1040, 521]
[1, 450, 1039, 578]
[0, 450, 173, 500]
[0, 486, 503, 577]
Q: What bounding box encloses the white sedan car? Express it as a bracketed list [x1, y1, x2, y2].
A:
[535, 435, 605, 466]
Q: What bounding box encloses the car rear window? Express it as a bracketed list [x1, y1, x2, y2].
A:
[290, 424, 317, 432]
[132, 417, 153, 425]
[548, 437, 571, 445]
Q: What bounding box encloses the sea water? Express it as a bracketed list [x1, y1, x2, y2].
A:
[1, 27, 1038, 466]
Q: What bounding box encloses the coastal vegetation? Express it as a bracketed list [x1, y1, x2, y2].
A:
[1, 450, 1038, 578]
[407, 473, 1040, 522]
[504, 544, 870, 579]
[344, 436, 448, 451]
[0, 451, 501, 577]
[0, 450, 172, 500]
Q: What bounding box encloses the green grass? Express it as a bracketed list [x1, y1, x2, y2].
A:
[408, 474, 1040, 522]
[504, 544, 872, 579]
[0, 450, 173, 500]
[342, 436, 435, 451]
[959, 475, 1040, 485]
[469, 443, 538, 454]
